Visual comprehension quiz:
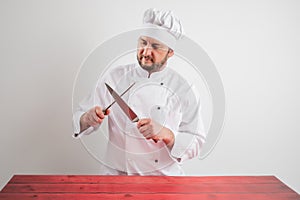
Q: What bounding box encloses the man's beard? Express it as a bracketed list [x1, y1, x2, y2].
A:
[137, 54, 168, 73]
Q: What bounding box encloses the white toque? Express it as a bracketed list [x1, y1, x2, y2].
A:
[141, 8, 184, 50]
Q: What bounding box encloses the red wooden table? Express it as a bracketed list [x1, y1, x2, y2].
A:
[0, 175, 299, 200]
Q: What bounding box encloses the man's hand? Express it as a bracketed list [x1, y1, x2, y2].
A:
[80, 106, 110, 132]
[137, 118, 175, 149]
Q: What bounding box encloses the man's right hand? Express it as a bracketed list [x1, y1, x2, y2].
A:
[79, 106, 110, 132]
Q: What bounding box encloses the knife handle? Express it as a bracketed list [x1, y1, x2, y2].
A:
[102, 109, 109, 115]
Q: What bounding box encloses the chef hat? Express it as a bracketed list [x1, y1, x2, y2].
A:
[141, 8, 183, 50]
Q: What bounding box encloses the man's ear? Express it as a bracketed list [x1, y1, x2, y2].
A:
[168, 49, 174, 58]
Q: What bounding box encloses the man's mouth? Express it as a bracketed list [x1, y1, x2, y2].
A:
[140, 56, 154, 63]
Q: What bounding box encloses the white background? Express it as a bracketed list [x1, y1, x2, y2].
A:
[0, 0, 299, 193]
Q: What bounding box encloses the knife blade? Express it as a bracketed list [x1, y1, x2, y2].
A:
[105, 83, 139, 123]
[102, 82, 135, 114]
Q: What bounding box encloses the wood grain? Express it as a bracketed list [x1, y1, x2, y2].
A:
[0, 193, 299, 200]
[0, 175, 299, 200]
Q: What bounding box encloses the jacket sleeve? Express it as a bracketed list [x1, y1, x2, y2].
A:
[167, 84, 207, 162]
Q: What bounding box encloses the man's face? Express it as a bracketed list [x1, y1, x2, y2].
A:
[137, 36, 174, 73]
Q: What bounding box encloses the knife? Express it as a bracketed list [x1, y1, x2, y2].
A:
[105, 83, 139, 123]
[105, 83, 158, 143]
[73, 82, 135, 138]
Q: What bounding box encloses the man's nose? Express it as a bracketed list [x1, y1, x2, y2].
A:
[142, 46, 153, 56]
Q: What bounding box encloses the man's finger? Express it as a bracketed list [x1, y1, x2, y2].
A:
[138, 125, 151, 134]
[137, 118, 151, 128]
[91, 112, 101, 123]
[103, 109, 111, 115]
[95, 106, 105, 119]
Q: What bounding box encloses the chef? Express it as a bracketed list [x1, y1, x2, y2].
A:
[73, 8, 206, 175]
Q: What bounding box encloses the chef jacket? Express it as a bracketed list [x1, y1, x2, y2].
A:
[73, 62, 206, 175]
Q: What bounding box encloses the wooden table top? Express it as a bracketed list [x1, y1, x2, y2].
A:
[0, 175, 299, 200]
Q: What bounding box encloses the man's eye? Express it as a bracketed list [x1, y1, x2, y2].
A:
[140, 41, 147, 46]
[152, 45, 159, 50]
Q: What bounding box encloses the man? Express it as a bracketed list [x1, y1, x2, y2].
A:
[73, 8, 206, 175]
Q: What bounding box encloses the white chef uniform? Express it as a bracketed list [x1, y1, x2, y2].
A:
[73, 62, 206, 175]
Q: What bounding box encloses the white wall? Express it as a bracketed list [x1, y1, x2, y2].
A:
[0, 0, 299, 193]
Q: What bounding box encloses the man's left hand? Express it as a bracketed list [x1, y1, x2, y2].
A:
[137, 118, 175, 149]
